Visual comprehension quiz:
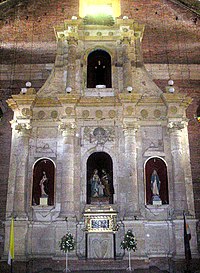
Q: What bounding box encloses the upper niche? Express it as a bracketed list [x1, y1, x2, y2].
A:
[87, 50, 112, 88]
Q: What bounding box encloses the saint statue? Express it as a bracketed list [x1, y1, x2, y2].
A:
[90, 169, 114, 198]
[151, 170, 161, 197]
[90, 169, 101, 197]
[39, 171, 48, 197]
[101, 169, 112, 197]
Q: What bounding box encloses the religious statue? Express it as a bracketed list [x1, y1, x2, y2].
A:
[90, 169, 114, 198]
[151, 170, 161, 197]
[90, 169, 101, 197]
[101, 169, 112, 197]
[39, 171, 48, 197]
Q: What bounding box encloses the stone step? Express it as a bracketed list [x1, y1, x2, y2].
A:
[34, 268, 168, 273]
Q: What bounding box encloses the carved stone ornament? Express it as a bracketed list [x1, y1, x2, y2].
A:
[167, 121, 187, 132]
[10, 120, 32, 134]
[141, 109, 148, 118]
[83, 126, 115, 145]
[108, 110, 116, 119]
[51, 111, 58, 119]
[59, 122, 76, 136]
[154, 109, 161, 118]
[21, 108, 32, 117]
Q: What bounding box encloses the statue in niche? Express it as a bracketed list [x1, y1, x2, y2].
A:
[90, 169, 114, 198]
[151, 170, 161, 201]
[90, 169, 102, 197]
[101, 169, 113, 197]
[39, 171, 49, 197]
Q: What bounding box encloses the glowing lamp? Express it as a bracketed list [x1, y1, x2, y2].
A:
[66, 87, 72, 93]
[127, 86, 133, 93]
[21, 88, 27, 94]
[26, 81, 32, 87]
[169, 87, 175, 93]
[168, 79, 174, 86]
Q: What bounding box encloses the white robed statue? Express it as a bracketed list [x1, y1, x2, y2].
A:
[151, 170, 161, 201]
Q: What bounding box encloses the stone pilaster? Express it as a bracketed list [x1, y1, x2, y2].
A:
[9, 121, 31, 219]
[123, 122, 139, 215]
[122, 43, 132, 91]
[181, 124, 195, 216]
[66, 38, 78, 92]
[135, 37, 144, 67]
[168, 121, 188, 215]
[59, 122, 76, 216]
[6, 122, 19, 218]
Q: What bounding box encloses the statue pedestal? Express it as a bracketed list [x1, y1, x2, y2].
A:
[152, 195, 162, 206]
[152, 200, 162, 205]
[40, 196, 48, 206]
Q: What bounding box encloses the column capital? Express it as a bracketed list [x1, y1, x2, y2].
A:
[59, 121, 76, 136]
[67, 36, 78, 46]
[123, 122, 139, 136]
[10, 120, 32, 136]
[167, 120, 188, 133]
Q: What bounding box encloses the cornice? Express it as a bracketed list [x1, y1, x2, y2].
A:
[161, 93, 193, 108]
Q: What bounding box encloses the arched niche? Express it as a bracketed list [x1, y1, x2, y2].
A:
[87, 49, 112, 88]
[32, 158, 55, 206]
[87, 152, 114, 204]
[145, 157, 169, 205]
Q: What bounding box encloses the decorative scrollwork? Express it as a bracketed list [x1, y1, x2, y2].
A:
[83, 126, 115, 145]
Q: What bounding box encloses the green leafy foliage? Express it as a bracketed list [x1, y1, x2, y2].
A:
[59, 232, 75, 253]
[121, 229, 137, 252]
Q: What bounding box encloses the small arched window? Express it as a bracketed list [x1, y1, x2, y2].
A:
[145, 157, 169, 205]
[87, 49, 112, 88]
[32, 158, 55, 206]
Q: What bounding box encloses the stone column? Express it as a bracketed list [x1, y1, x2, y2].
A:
[182, 124, 195, 216]
[168, 121, 188, 215]
[59, 122, 75, 216]
[66, 38, 77, 92]
[13, 122, 31, 219]
[123, 123, 139, 215]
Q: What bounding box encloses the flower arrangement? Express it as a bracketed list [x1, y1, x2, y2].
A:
[59, 232, 75, 253]
[121, 229, 137, 271]
[121, 229, 137, 251]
